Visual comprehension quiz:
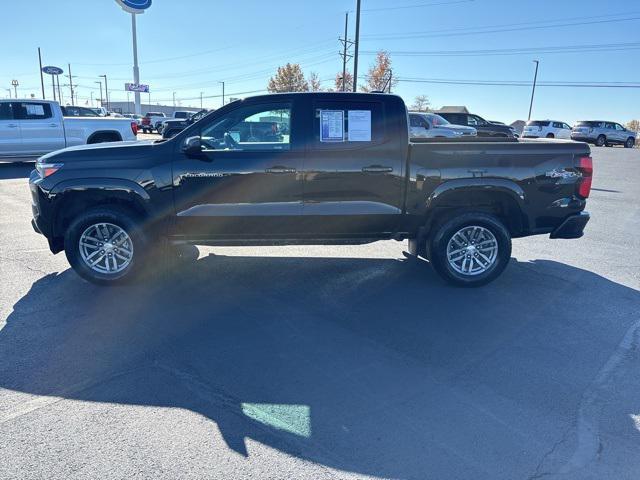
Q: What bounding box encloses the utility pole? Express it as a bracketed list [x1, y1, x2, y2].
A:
[66, 64, 76, 105]
[100, 74, 109, 111]
[95, 81, 103, 107]
[5, 89, 11, 99]
[38, 47, 45, 99]
[173, 91, 176, 112]
[200, 92, 203, 109]
[339, 12, 354, 92]
[352, 0, 361, 92]
[11, 80, 18, 98]
[528, 60, 539, 121]
[219, 81, 225, 107]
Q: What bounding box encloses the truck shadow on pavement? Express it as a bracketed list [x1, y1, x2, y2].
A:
[2, 254, 639, 479]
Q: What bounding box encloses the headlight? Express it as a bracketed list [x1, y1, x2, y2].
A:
[453, 130, 464, 135]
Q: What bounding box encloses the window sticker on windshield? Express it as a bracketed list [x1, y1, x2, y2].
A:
[320, 110, 344, 142]
[25, 104, 45, 116]
[347, 110, 372, 142]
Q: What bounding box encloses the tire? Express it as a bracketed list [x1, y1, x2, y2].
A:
[625, 137, 635, 148]
[428, 212, 512, 287]
[546, 133, 555, 138]
[64, 207, 146, 286]
[595, 135, 606, 147]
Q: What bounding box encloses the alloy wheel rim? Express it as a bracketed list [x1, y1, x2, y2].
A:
[79, 222, 134, 274]
[446, 225, 498, 276]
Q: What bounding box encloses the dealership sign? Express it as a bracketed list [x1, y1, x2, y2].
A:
[125, 83, 149, 93]
[115, 0, 152, 14]
[41, 66, 63, 75]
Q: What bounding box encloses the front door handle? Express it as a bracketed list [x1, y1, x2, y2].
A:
[362, 165, 393, 173]
[7, 124, 18, 128]
[266, 166, 296, 174]
[49, 123, 59, 127]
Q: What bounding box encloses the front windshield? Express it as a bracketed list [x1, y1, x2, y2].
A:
[427, 113, 450, 126]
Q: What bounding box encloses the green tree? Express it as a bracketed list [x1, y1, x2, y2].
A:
[267, 63, 309, 93]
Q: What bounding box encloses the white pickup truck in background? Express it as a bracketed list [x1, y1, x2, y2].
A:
[0, 99, 138, 162]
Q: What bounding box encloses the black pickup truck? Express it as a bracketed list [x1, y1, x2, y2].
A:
[29, 92, 592, 287]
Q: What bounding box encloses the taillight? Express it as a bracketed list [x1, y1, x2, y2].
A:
[577, 155, 593, 198]
[131, 121, 138, 135]
[36, 163, 63, 178]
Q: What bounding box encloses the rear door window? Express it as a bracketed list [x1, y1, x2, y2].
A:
[15, 102, 53, 120]
[312, 100, 385, 149]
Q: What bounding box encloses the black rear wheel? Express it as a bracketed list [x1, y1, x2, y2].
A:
[428, 212, 512, 287]
[596, 135, 606, 147]
[625, 137, 635, 148]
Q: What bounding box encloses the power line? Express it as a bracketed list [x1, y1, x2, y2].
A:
[396, 77, 640, 88]
[361, 0, 473, 12]
[363, 13, 640, 40]
[361, 41, 640, 57]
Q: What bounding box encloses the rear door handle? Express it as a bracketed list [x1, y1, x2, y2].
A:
[362, 165, 393, 173]
[266, 166, 296, 174]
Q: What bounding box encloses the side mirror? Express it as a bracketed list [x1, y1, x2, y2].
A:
[182, 136, 204, 157]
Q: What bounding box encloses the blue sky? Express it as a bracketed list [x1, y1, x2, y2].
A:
[2, 0, 639, 123]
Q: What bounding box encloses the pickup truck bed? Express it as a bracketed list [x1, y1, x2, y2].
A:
[29, 92, 591, 287]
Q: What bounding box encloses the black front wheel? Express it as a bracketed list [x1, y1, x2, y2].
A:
[428, 212, 512, 287]
[64, 207, 146, 285]
[625, 137, 635, 148]
[595, 135, 606, 147]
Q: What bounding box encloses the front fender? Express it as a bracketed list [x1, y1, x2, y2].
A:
[48, 178, 153, 238]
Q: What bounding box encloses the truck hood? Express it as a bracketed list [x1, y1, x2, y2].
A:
[38, 140, 158, 162]
[440, 124, 476, 133]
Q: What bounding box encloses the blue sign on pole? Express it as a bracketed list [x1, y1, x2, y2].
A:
[115, 0, 152, 14]
[41, 66, 63, 75]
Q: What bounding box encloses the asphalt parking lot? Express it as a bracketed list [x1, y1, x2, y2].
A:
[1, 147, 639, 479]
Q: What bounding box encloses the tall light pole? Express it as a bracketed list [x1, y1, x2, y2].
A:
[528, 60, 539, 121]
[172, 91, 176, 112]
[100, 74, 109, 111]
[95, 81, 103, 107]
[352, 0, 361, 92]
[115, 1, 152, 115]
[200, 92, 203, 109]
[219, 81, 225, 107]
[11, 80, 19, 98]
[38, 48, 45, 99]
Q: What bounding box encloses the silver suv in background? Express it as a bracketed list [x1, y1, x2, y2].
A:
[409, 112, 477, 139]
[571, 121, 636, 148]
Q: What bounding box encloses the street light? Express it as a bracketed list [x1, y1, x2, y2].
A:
[99, 75, 109, 111]
[95, 81, 103, 107]
[528, 60, 539, 121]
[219, 81, 225, 107]
[11, 79, 19, 98]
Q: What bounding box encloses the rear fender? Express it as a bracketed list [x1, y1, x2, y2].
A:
[425, 178, 527, 234]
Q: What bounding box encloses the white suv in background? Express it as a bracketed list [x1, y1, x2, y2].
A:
[522, 120, 572, 139]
